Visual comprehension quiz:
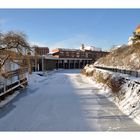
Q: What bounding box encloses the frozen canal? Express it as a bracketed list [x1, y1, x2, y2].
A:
[0, 70, 140, 131]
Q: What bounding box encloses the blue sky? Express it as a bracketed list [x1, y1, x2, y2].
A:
[0, 9, 140, 51]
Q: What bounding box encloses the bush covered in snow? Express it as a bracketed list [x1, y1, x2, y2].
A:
[81, 65, 124, 94]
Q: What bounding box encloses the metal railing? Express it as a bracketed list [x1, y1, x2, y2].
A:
[95, 66, 140, 77]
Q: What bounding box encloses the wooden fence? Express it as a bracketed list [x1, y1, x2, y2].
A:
[0, 68, 28, 101]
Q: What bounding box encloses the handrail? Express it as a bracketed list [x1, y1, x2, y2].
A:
[95, 65, 140, 77]
[1, 67, 28, 79]
[0, 78, 28, 96]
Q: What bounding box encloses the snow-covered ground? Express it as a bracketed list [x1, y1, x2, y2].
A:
[0, 70, 140, 131]
[82, 65, 140, 125]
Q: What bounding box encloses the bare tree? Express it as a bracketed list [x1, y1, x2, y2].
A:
[0, 31, 31, 75]
[0, 31, 30, 52]
[32, 45, 39, 71]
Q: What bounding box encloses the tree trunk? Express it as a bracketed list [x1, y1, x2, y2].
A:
[27, 54, 32, 74]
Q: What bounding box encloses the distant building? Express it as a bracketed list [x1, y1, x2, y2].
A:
[51, 48, 88, 58]
[31, 46, 49, 56]
[50, 45, 108, 69]
[80, 44, 102, 51]
[29, 44, 108, 70]
[51, 45, 108, 60]
[135, 24, 140, 35]
[35, 47, 49, 55]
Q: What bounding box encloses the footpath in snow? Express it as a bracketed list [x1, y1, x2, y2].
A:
[0, 70, 140, 131]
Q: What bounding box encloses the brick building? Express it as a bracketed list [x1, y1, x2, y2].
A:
[29, 45, 109, 71]
[51, 48, 107, 59]
[30, 46, 49, 71]
[34, 47, 49, 56]
[51, 47, 108, 69]
[51, 48, 86, 58]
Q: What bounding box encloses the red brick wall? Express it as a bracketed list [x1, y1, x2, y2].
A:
[35, 47, 49, 55]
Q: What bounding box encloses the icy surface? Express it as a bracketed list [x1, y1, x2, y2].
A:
[0, 70, 140, 131]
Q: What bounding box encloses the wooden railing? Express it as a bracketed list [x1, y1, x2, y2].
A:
[0, 67, 28, 101]
[1, 67, 28, 79]
[0, 78, 28, 99]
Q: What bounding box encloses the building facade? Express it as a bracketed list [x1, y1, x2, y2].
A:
[51, 48, 108, 59]
[34, 47, 49, 56]
[51, 48, 108, 69]
[29, 45, 109, 71]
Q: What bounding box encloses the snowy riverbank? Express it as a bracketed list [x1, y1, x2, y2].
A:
[81, 65, 140, 125]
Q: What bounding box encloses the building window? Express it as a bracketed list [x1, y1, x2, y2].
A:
[66, 52, 69, 57]
[76, 54, 80, 58]
[85, 53, 88, 58]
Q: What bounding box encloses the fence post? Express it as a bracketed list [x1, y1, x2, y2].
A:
[4, 78, 6, 93]
[136, 71, 138, 77]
